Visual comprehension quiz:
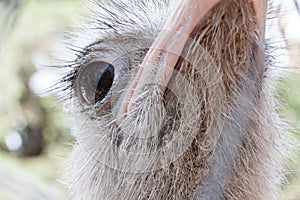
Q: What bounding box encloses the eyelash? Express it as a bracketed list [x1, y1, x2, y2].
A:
[53, 47, 129, 114]
[51, 45, 91, 102]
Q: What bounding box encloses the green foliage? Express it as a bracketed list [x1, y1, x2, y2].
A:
[0, 0, 80, 150]
[276, 74, 300, 199]
[0, 0, 80, 198]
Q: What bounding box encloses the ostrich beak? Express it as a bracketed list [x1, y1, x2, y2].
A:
[118, 0, 268, 118]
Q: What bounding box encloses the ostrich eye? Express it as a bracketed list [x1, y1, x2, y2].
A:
[76, 61, 115, 105]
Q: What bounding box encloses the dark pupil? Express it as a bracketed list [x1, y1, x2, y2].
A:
[95, 64, 114, 103]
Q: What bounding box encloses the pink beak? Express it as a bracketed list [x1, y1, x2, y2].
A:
[118, 0, 268, 118]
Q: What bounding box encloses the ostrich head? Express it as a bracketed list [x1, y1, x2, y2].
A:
[57, 0, 287, 199]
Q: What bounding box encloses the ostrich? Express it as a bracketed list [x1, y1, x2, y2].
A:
[56, 0, 289, 199]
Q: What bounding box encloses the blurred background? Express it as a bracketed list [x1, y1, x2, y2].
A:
[0, 0, 299, 199]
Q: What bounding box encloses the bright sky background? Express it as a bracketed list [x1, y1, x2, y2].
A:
[282, 0, 300, 42]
